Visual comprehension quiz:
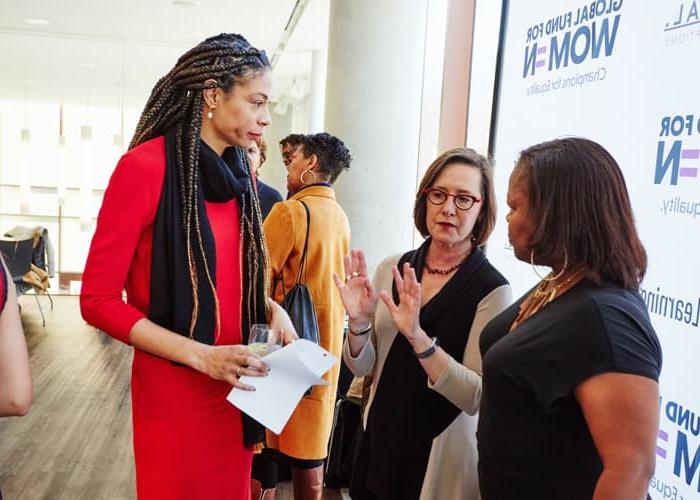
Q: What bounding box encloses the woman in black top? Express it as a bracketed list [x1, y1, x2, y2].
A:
[477, 138, 662, 499]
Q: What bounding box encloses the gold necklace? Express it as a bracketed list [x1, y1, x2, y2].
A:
[510, 270, 586, 332]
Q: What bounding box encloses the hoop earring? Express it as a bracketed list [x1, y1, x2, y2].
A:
[530, 248, 568, 281]
[300, 169, 316, 186]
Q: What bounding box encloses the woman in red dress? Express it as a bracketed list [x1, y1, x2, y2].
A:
[80, 34, 294, 499]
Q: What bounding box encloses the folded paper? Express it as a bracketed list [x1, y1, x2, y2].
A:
[227, 339, 337, 434]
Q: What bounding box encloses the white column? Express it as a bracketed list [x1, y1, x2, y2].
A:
[325, 0, 428, 272]
[416, 0, 450, 214]
[291, 96, 310, 134]
[309, 50, 327, 133]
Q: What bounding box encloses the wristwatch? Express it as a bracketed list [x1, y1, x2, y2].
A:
[414, 337, 439, 359]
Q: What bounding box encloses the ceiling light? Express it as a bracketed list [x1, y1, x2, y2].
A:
[24, 17, 51, 25]
[172, 0, 200, 6]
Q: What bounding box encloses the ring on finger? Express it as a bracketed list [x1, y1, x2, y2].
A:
[236, 366, 242, 378]
[351, 271, 360, 278]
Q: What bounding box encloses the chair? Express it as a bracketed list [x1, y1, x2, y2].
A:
[0, 238, 53, 326]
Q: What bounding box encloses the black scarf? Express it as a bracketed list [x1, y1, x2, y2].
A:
[351, 240, 490, 500]
[149, 130, 267, 446]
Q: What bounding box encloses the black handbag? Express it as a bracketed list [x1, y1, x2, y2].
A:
[278, 200, 320, 345]
[324, 395, 362, 488]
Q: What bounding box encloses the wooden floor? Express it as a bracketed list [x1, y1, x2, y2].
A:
[0, 295, 347, 499]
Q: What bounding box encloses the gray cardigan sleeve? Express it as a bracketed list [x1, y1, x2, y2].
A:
[427, 284, 512, 414]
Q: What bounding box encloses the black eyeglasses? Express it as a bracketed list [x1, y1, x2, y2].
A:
[422, 188, 481, 210]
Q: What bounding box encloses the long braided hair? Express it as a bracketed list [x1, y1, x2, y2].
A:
[130, 33, 271, 340]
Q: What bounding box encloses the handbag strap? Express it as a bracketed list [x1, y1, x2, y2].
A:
[277, 199, 312, 293]
[295, 200, 311, 284]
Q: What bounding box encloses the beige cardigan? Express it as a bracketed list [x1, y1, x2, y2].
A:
[343, 253, 512, 500]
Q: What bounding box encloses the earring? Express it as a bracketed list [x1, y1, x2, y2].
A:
[530, 248, 568, 281]
[207, 110, 213, 119]
[300, 169, 316, 185]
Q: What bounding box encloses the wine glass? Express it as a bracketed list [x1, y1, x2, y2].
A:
[248, 324, 283, 356]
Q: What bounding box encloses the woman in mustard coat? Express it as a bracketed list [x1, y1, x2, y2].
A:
[256, 132, 351, 499]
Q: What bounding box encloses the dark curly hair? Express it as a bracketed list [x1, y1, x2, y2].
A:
[279, 133, 306, 151]
[280, 132, 352, 184]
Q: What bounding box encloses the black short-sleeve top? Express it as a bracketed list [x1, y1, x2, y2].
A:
[477, 279, 662, 499]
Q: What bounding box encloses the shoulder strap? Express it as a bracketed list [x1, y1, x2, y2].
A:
[295, 200, 311, 284]
[276, 199, 311, 291]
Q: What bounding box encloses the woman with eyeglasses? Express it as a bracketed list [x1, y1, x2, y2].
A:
[246, 135, 283, 219]
[334, 148, 512, 499]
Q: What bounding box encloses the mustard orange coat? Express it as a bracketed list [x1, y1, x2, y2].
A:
[263, 185, 350, 459]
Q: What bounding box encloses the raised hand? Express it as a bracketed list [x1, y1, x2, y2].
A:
[333, 249, 378, 329]
[379, 262, 423, 343]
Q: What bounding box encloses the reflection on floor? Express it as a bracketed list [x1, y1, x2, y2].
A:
[0, 295, 347, 499]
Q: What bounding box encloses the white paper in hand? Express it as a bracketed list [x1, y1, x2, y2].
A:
[226, 339, 336, 434]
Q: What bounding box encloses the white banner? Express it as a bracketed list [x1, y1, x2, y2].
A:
[487, 1, 700, 497]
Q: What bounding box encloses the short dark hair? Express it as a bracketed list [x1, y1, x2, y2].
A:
[413, 148, 496, 247]
[279, 133, 305, 151]
[282, 133, 352, 184]
[517, 137, 646, 288]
